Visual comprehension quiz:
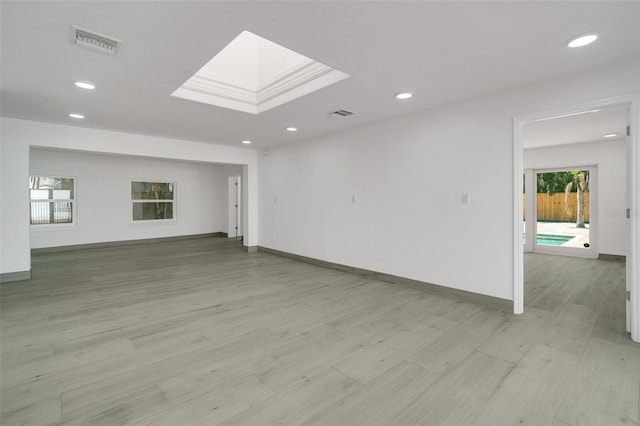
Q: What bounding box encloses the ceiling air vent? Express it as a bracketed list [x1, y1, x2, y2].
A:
[328, 109, 354, 118]
[70, 26, 122, 56]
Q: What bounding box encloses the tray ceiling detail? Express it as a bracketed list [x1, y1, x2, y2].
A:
[171, 31, 350, 114]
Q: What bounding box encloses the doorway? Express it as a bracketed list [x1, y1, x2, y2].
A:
[513, 98, 638, 342]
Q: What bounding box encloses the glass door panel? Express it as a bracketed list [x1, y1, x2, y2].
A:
[534, 168, 595, 257]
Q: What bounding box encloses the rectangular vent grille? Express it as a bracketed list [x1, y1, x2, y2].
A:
[70, 26, 121, 56]
[329, 109, 354, 117]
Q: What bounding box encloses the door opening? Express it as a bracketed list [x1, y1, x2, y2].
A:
[513, 98, 638, 342]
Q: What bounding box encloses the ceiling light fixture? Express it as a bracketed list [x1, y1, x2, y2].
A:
[74, 81, 96, 90]
[395, 92, 413, 100]
[567, 32, 598, 48]
[242, 140, 252, 144]
[68, 113, 85, 119]
[603, 133, 618, 138]
[285, 127, 297, 132]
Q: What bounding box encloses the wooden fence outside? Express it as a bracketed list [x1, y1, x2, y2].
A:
[524, 192, 590, 223]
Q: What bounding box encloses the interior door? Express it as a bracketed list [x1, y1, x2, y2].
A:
[227, 175, 242, 238]
[235, 176, 242, 237]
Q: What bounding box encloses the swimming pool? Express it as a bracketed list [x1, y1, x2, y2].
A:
[524, 233, 575, 246]
[536, 234, 574, 246]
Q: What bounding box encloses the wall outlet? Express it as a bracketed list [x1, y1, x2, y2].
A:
[462, 192, 471, 204]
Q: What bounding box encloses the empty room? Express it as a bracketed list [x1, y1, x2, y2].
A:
[1, 1, 639, 425]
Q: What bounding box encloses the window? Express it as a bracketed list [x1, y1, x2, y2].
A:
[29, 176, 75, 225]
[131, 181, 175, 221]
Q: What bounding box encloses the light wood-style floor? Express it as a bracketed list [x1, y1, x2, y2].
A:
[1, 237, 638, 425]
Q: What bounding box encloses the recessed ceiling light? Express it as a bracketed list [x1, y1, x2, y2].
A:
[567, 32, 598, 48]
[395, 92, 413, 100]
[285, 127, 297, 132]
[74, 81, 95, 90]
[603, 133, 618, 138]
[68, 113, 85, 119]
[242, 140, 251, 144]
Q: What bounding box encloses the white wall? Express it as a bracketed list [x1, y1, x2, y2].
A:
[0, 120, 31, 275]
[524, 139, 627, 256]
[29, 149, 225, 248]
[3, 60, 639, 300]
[0, 118, 257, 276]
[259, 60, 640, 301]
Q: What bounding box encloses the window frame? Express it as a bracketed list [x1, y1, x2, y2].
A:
[29, 175, 77, 229]
[130, 180, 176, 223]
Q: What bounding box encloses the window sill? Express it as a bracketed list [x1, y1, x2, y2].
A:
[128, 220, 178, 227]
[30, 224, 78, 232]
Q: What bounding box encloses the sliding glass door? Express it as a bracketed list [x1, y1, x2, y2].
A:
[533, 167, 597, 258]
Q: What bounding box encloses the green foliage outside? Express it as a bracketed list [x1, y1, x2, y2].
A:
[131, 181, 174, 221]
[29, 176, 75, 198]
[536, 170, 589, 194]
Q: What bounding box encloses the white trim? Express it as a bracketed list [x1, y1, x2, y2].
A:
[30, 223, 78, 232]
[513, 117, 524, 314]
[127, 219, 178, 227]
[628, 96, 639, 342]
[523, 169, 535, 253]
[513, 95, 640, 343]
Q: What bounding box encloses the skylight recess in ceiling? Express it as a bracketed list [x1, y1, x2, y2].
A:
[171, 31, 350, 114]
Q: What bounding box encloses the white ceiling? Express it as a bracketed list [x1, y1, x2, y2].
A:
[523, 104, 629, 149]
[1, 1, 639, 149]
